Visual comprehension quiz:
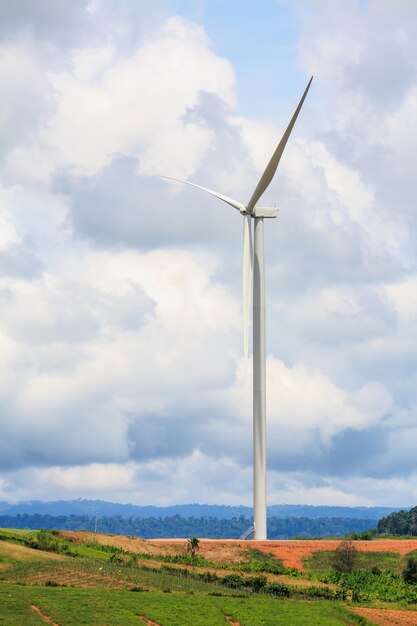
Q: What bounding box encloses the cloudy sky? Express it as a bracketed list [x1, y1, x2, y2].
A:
[1, 0, 417, 508]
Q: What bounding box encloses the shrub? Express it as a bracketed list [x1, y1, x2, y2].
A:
[333, 540, 358, 573]
[267, 582, 291, 597]
[359, 530, 374, 540]
[221, 574, 245, 589]
[28, 530, 63, 553]
[244, 575, 267, 592]
[403, 556, 417, 584]
[108, 553, 123, 564]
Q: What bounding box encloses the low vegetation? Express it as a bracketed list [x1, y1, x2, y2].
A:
[1, 527, 417, 624]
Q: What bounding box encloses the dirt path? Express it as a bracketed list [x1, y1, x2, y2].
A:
[30, 605, 59, 625]
[349, 607, 417, 625]
[224, 616, 240, 626]
[139, 616, 161, 626]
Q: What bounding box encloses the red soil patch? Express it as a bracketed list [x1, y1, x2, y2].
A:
[349, 607, 417, 625]
[225, 616, 240, 626]
[247, 539, 417, 570]
[30, 605, 59, 626]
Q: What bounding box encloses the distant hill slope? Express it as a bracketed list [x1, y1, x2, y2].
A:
[377, 505, 417, 535]
[0, 499, 401, 520]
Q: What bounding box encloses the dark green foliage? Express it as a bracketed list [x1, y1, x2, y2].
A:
[358, 530, 375, 540]
[348, 530, 376, 540]
[221, 574, 245, 589]
[244, 575, 267, 592]
[107, 553, 124, 564]
[267, 582, 291, 597]
[403, 555, 417, 584]
[332, 540, 358, 573]
[377, 505, 417, 536]
[0, 513, 377, 539]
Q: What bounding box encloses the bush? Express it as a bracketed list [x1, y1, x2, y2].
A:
[244, 575, 267, 592]
[221, 574, 245, 589]
[359, 530, 374, 540]
[108, 553, 123, 564]
[403, 556, 417, 584]
[333, 540, 358, 573]
[28, 530, 63, 553]
[267, 582, 291, 597]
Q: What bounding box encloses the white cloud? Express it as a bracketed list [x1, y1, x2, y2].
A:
[386, 275, 417, 318]
[7, 17, 236, 182]
[1, 0, 417, 509]
[227, 358, 391, 453]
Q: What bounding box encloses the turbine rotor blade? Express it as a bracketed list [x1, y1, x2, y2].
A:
[161, 176, 245, 213]
[243, 214, 253, 361]
[246, 76, 313, 213]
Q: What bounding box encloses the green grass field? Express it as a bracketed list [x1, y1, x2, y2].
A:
[2, 529, 417, 624]
[0, 584, 371, 625]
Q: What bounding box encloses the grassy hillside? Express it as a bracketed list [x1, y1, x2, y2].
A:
[1, 528, 417, 624]
[0, 585, 370, 626]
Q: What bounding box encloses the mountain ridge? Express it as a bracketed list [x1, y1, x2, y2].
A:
[0, 499, 401, 520]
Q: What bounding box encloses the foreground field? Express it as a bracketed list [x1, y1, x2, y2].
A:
[1, 529, 417, 624]
[0, 584, 369, 625]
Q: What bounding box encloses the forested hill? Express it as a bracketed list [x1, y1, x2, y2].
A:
[0, 500, 400, 520]
[0, 513, 375, 539]
[377, 505, 417, 535]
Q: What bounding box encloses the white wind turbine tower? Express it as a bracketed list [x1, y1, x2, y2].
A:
[163, 77, 312, 540]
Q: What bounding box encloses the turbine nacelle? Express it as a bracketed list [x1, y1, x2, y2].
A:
[245, 207, 278, 218]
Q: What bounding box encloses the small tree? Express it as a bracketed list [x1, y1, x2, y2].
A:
[187, 537, 200, 558]
[403, 556, 417, 584]
[332, 539, 358, 573]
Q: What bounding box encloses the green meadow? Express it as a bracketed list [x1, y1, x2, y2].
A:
[0, 585, 369, 625]
[1, 528, 417, 624]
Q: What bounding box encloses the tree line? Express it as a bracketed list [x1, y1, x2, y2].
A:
[0, 513, 375, 539]
[377, 505, 417, 536]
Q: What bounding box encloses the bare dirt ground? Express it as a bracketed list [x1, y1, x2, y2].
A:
[247, 539, 417, 570]
[30, 605, 59, 626]
[350, 607, 417, 625]
[139, 617, 161, 626]
[61, 531, 188, 558]
[61, 532, 248, 563]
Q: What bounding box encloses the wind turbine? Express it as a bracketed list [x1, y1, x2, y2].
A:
[163, 77, 313, 540]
